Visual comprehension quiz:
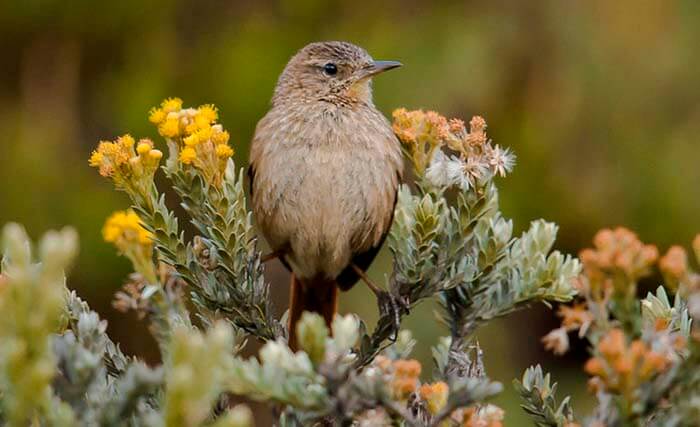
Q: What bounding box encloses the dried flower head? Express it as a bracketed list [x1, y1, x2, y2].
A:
[542, 327, 570, 355]
[558, 302, 594, 336]
[424, 150, 471, 189]
[112, 279, 150, 319]
[113, 264, 185, 321]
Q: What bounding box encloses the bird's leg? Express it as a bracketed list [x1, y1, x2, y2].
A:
[351, 264, 404, 341]
[350, 264, 383, 296]
[261, 250, 283, 263]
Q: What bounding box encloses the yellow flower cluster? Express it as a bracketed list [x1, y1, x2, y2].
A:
[419, 381, 505, 426]
[419, 381, 449, 415]
[148, 98, 234, 186]
[89, 134, 134, 177]
[89, 135, 163, 196]
[392, 109, 514, 186]
[102, 210, 156, 283]
[584, 328, 672, 396]
[103, 210, 152, 246]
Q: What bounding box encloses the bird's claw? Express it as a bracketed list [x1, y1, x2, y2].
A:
[376, 291, 408, 342]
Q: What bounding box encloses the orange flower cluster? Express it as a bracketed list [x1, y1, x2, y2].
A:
[392, 108, 449, 174]
[659, 242, 700, 295]
[374, 356, 422, 401]
[579, 227, 658, 299]
[391, 109, 514, 183]
[659, 246, 689, 292]
[372, 357, 507, 424]
[584, 329, 670, 395]
[391, 359, 422, 400]
[580, 227, 659, 281]
[419, 381, 449, 415]
[542, 228, 700, 420]
[391, 108, 450, 145]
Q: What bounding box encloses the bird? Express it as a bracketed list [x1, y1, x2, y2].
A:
[248, 41, 404, 349]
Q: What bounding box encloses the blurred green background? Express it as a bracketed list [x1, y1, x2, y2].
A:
[2, 0, 699, 424]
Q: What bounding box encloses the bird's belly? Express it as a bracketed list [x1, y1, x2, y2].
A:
[256, 146, 394, 279]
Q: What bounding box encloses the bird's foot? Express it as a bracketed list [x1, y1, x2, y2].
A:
[350, 263, 408, 341]
[376, 291, 409, 342]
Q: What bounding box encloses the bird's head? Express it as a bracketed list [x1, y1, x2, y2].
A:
[273, 41, 401, 106]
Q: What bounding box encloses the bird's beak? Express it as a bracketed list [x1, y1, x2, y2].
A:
[363, 60, 402, 78]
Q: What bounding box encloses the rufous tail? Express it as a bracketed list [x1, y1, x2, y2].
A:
[288, 273, 337, 351]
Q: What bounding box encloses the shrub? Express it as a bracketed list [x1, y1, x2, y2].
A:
[1, 99, 697, 426]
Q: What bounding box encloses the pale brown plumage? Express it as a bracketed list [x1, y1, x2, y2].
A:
[248, 41, 403, 347]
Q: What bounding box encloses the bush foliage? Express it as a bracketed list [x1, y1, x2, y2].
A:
[1, 100, 698, 426]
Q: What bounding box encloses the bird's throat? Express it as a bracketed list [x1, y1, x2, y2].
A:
[346, 79, 373, 105]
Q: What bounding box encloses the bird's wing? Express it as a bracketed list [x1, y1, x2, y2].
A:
[247, 163, 255, 196]
[335, 170, 401, 291]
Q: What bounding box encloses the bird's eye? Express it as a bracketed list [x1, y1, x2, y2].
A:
[323, 63, 338, 76]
